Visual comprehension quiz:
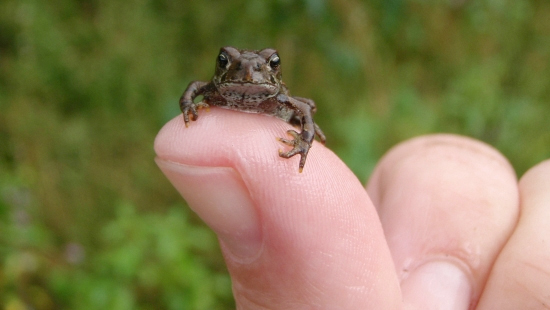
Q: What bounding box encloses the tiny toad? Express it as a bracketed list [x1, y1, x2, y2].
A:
[179, 47, 326, 172]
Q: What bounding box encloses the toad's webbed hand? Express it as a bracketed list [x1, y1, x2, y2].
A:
[276, 95, 324, 172]
[180, 81, 210, 127]
[278, 129, 314, 173]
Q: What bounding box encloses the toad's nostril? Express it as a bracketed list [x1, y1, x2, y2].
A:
[245, 67, 254, 81]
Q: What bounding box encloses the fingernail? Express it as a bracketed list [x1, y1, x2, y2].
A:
[155, 158, 262, 260]
[401, 261, 472, 310]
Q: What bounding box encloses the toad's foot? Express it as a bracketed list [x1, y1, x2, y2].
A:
[181, 101, 210, 127]
[277, 130, 312, 173]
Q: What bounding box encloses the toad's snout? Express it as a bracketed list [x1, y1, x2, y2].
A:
[234, 59, 264, 83]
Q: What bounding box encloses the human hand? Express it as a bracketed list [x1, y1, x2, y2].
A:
[154, 108, 550, 309]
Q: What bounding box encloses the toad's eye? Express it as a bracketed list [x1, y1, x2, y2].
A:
[218, 52, 229, 68]
[269, 54, 280, 69]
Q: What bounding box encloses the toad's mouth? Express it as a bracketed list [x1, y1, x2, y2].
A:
[217, 82, 279, 101]
[217, 82, 279, 106]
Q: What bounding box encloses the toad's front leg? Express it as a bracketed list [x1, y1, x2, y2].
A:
[276, 94, 318, 173]
[179, 81, 210, 127]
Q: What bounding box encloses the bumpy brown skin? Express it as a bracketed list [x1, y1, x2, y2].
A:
[179, 47, 326, 172]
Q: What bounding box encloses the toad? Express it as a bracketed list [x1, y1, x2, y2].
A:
[179, 47, 326, 172]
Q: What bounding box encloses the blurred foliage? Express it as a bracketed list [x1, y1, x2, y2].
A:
[0, 0, 549, 308]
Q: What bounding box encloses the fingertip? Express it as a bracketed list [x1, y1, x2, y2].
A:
[154, 109, 401, 308]
[367, 134, 519, 308]
[519, 159, 550, 195]
[476, 160, 550, 309]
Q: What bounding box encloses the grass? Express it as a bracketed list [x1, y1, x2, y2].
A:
[1, 0, 549, 308]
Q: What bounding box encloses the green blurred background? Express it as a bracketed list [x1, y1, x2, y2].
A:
[1, 0, 548, 309]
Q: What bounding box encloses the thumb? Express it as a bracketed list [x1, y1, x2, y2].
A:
[154, 109, 400, 309]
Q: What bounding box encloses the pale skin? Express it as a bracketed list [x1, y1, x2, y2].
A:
[155, 108, 550, 310]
